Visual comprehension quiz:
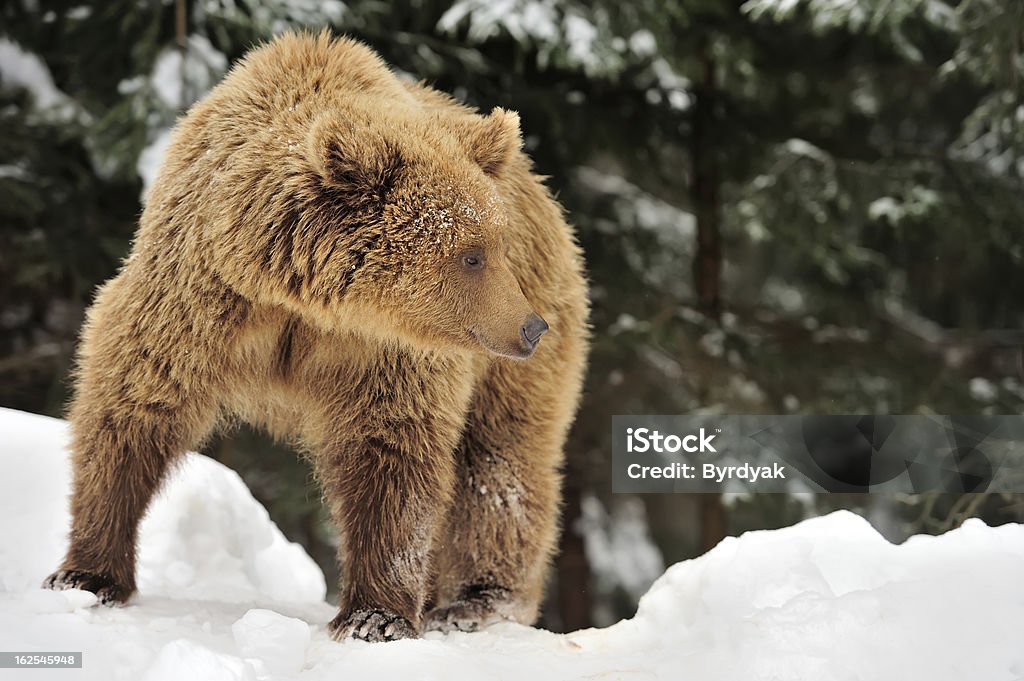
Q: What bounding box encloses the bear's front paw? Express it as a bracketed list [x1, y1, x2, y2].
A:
[328, 608, 418, 643]
[423, 584, 513, 634]
[42, 569, 132, 606]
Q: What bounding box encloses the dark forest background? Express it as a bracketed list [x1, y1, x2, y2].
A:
[2, 0, 1023, 631]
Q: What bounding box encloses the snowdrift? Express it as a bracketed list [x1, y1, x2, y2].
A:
[0, 407, 1022, 681]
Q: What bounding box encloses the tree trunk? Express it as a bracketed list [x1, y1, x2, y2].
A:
[691, 37, 728, 555]
[555, 475, 592, 632]
[698, 493, 727, 553]
[692, 39, 723, 321]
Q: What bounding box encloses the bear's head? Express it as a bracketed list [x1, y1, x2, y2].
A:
[302, 104, 548, 360]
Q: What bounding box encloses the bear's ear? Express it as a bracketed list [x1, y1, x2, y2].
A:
[306, 115, 405, 199]
[465, 108, 522, 177]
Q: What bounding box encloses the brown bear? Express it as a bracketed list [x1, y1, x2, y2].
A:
[42, 31, 589, 642]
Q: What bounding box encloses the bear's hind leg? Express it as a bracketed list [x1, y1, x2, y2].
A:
[44, 401, 211, 604]
[425, 416, 562, 633]
[425, 348, 584, 633]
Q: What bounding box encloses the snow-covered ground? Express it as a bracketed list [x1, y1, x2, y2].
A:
[1, 407, 1023, 680]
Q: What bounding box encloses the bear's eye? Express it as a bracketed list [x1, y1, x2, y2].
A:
[462, 253, 485, 270]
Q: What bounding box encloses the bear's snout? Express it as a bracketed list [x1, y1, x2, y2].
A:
[520, 314, 549, 352]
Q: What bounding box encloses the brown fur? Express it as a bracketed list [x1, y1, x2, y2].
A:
[43, 32, 589, 641]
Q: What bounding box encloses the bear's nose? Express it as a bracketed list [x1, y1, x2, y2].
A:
[521, 314, 549, 346]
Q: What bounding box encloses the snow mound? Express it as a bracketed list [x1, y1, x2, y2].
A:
[0, 408, 325, 602]
[1, 406, 1023, 680]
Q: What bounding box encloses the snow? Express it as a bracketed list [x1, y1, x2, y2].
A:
[578, 495, 663, 620]
[867, 196, 902, 222]
[0, 409, 326, 602]
[742, 0, 958, 33]
[561, 13, 600, 73]
[762, 277, 807, 313]
[437, 1, 619, 76]
[575, 166, 696, 247]
[131, 34, 228, 197]
[969, 377, 998, 403]
[0, 37, 78, 121]
[142, 640, 256, 681]
[230, 0, 346, 35]
[232, 610, 311, 677]
[438, 0, 560, 44]
[0, 38, 63, 109]
[150, 36, 228, 111]
[868, 187, 941, 224]
[628, 30, 657, 58]
[2, 406, 1024, 680]
[134, 34, 227, 197]
[137, 129, 174, 201]
[741, 0, 957, 62]
[65, 6, 92, 20]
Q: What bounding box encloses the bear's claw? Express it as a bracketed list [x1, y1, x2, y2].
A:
[328, 608, 418, 643]
[423, 584, 512, 633]
[42, 569, 132, 606]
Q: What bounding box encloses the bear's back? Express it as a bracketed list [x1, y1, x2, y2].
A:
[219, 31, 413, 115]
[172, 32, 415, 170]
